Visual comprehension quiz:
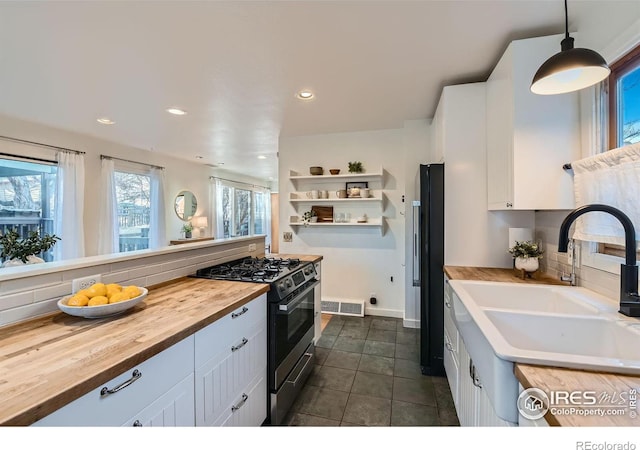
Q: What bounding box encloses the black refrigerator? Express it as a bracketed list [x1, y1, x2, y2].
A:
[412, 163, 445, 376]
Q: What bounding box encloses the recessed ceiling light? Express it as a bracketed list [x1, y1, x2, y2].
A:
[166, 108, 187, 115]
[97, 117, 115, 125]
[195, 155, 204, 160]
[257, 155, 267, 160]
[218, 162, 225, 165]
[296, 90, 314, 100]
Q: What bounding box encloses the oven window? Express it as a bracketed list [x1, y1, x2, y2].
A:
[274, 286, 315, 365]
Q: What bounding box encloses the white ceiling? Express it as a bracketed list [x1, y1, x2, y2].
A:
[1, 1, 638, 181]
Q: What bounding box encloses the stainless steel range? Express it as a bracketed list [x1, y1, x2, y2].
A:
[191, 256, 318, 425]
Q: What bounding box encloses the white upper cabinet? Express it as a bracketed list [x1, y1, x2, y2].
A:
[486, 34, 581, 210]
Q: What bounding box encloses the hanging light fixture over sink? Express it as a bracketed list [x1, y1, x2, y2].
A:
[530, 0, 610, 95]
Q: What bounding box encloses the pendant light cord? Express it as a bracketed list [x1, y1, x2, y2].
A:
[564, 0, 569, 39]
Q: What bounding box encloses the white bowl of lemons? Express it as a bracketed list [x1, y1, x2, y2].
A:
[57, 283, 147, 319]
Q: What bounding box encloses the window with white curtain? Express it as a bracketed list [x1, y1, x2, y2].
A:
[214, 179, 270, 246]
[0, 156, 57, 262]
[114, 169, 151, 252]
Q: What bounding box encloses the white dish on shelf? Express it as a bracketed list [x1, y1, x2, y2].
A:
[57, 287, 148, 319]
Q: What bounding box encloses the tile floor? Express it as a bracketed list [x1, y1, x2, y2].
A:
[283, 315, 460, 426]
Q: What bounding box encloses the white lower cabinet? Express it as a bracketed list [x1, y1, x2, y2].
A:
[33, 335, 195, 427]
[443, 276, 514, 427]
[194, 294, 267, 426]
[34, 293, 268, 427]
[122, 374, 195, 426]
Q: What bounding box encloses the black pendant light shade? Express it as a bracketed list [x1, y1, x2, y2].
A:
[530, 1, 610, 95]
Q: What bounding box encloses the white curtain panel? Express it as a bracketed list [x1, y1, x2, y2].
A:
[572, 142, 640, 246]
[214, 178, 225, 238]
[149, 167, 166, 249]
[53, 151, 85, 260]
[98, 158, 119, 255]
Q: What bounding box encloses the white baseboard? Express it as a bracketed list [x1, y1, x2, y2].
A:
[363, 306, 403, 318]
[402, 318, 420, 329]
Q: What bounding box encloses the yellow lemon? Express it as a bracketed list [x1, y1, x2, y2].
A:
[108, 292, 129, 304]
[67, 294, 89, 307]
[106, 284, 122, 298]
[123, 286, 141, 298]
[88, 295, 109, 306]
[86, 283, 107, 298]
[77, 289, 91, 298]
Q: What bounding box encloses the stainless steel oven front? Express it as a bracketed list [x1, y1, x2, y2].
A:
[267, 274, 318, 425]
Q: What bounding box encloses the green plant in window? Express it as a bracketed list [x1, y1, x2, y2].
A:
[0, 229, 60, 263]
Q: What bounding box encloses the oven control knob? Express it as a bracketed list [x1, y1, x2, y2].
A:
[278, 282, 285, 291]
[304, 267, 310, 275]
[285, 279, 292, 288]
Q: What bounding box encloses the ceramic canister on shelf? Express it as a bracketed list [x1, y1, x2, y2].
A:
[320, 190, 329, 199]
[336, 189, 347, 199]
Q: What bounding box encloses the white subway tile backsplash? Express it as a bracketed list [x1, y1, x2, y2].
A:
[0, 291, 35, 311]
[101, 271, 132, 285]
[110, 255, 169, 272]
[2, 272, 64, 295]
[61, 265, 111, 281]
[146, 271, 176, 286]
[163, 258, 192, 272]
[0, 298, 58, 327]
[128, 264, 163, 279]
[34, 282, 72, 302]
[125, 277, 147, 288]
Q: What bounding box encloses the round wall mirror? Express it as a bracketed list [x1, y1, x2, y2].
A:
[174, 190, 198, 221]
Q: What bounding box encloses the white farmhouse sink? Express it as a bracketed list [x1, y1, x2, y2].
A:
[450, 280, 608, 315]
[447, 279, 640, 424]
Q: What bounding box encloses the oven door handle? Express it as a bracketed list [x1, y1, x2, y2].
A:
[278, 279, 319, 312]
[285, 352, 314, 390]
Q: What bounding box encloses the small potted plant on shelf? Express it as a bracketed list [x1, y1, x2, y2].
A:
[0, 229, 60, 267]
[181, 222, 194, 239]
[348, 161, 364, 173]
[302, 210, 318, 224]
[508, 240, 543, 272]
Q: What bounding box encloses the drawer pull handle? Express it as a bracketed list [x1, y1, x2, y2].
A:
[444, 300, 451, 309]
[231, 337, 248, 352]
[100, 369, 142, 397]
[231, 306, 248, 319]
[231, 393, 248, 412]
[445, 342, 453, 352]
[133, 420, 143, 427]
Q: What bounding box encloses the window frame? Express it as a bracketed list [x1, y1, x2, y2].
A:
[113, 162, 152, 253]
[608, 42, 640, 150]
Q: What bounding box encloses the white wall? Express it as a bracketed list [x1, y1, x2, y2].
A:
[279, 126, 419, 319]
[0, 113, 271, 256]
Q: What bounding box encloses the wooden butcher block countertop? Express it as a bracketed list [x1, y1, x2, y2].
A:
[0, 277, 269, 426]
[444, 265, 640, 427]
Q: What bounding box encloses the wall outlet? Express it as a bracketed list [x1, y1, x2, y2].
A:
[369, 293, 377, 304]
[283, 232, 293, 242]
[72, 275, 102, 293]
[248, 243, 257, 251]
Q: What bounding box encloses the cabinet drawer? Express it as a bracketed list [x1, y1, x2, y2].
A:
[195, 320, 267, 426]
[122, 374, 195, 427]
[443, 296, 458, 357]
[195, 294, 266, 367]
[34, 335, 194, 426]
[215, 374, 267, 427]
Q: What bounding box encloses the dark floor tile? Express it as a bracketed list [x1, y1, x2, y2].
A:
[324, 349, 362, 370]
[397, 322, 418, 332]
[291, 385, 349, 421]
[391, 400, 439, 426]
[342, 315, 372, 325]
[396, 331, 419, 345]
[322, 321, 344, 336]
[395, 342, 419, 361]
[333, 336, 365, 353]
[315, 347, 331, 366]
[363, 340, 395, 358]
[371, 318, 398, 331]
[339, 326, 369, 339]
[393, 358, 423, 380]
[438, 405, 460, 426]
[306, 365, 356, 392]
[366, 328, 396, 343]
[392, 376, 437, 406]
[342, 393, 392, 426]
[357, 354, 394, 376]
[284, 412, 341, 426]
[351, 371, 393, 399]
[316, 334, 337, 349]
